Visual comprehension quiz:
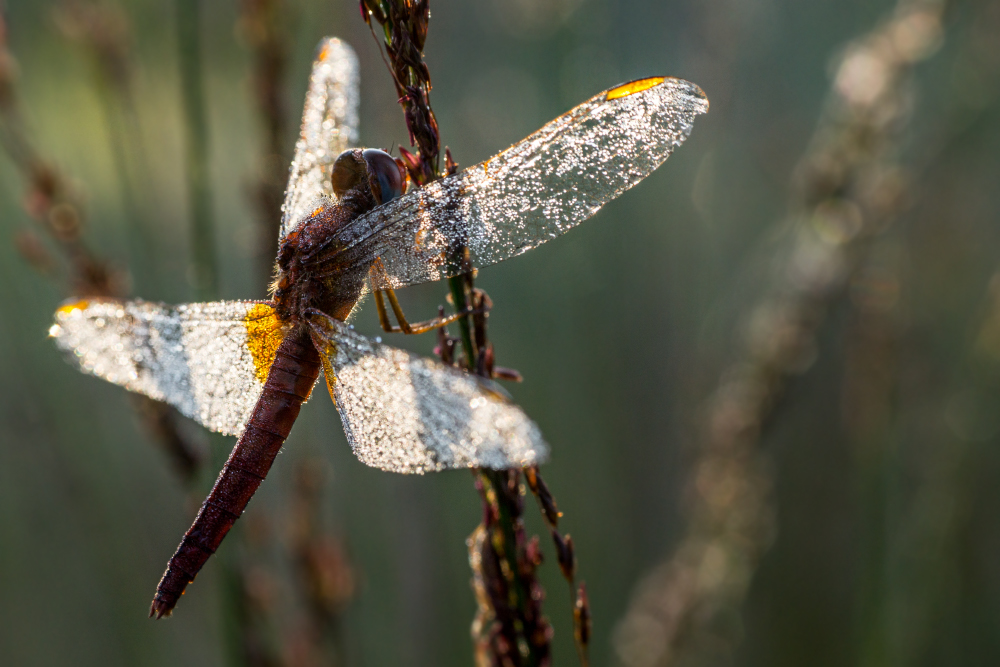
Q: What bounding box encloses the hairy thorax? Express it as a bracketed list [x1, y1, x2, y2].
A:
[272, 189, 376, 324]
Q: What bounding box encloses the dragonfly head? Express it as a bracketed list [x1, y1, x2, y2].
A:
[362, 148, 404, 205]
[331, 148, 404, 207]
[331, 149, 366, 200]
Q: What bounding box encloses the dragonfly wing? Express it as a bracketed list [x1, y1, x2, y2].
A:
[280, 37, 360, 241]
[337, 77, 708, 289]
[50, 299, 288, 436]
[307, 309, 547, 474]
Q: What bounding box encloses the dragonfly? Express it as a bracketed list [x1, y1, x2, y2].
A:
[49, 37, 708, 618]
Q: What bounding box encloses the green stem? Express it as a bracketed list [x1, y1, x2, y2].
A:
[97, 89, 158, 290]
[176, 0, 218, 300]
[448, 275, 476, 369]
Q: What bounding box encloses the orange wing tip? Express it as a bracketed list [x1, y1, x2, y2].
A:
[316, 36, 339, 61]
[56, 299, 89, 317]
[606, 76, 667, 100]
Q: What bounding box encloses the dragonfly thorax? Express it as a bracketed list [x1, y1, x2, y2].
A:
[272, 201, 368, 323]
[272, 148, 404, 324]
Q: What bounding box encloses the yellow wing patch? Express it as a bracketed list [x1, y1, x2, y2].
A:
[320, 354, 338, 405]
[56, 300, 90, 316]
[244, 303, 285, 383]
[606, 77, 666, 100]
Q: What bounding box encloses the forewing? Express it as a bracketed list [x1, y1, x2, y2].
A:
[50, 299, 287, 436]
[337, 77, 708, 289]
[281, 37, 360, 241]
[307, 309, 547, 474]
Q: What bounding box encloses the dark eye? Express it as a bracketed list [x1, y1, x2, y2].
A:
[363, 149, 404, 205]
[331, 150, 365, 198]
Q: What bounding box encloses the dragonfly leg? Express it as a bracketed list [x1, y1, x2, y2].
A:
[374, 287, 489, 335]
[373, 288, 396, 332]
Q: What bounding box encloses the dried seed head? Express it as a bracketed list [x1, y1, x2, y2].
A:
[527, 467, 561, 527]
[526, 535, 544, 568]
[574, 582, 591, 648]
[552, 529, 576, 581]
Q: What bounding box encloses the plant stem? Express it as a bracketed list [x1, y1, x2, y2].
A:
[239, 0, 290, 283]
[360, 2, 556, 663]
[613, 1, 950, 664]
[448, 274, 476, 369]
[176, 0, 218, 300]
[525, 465, 590, 666]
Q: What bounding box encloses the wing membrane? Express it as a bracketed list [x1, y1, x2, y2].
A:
[307, 309, 547, 473]
[336, 77, 708, 289]
[50, 299, 286, 436]
[281, 37, 360, 241]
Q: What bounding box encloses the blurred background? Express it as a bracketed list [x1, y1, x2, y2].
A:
[1, 0, 999, 665]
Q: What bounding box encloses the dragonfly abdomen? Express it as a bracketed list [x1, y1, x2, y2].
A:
[150, 328, 321, 618]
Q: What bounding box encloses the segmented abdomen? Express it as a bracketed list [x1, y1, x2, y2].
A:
[150, 328, 320, 618]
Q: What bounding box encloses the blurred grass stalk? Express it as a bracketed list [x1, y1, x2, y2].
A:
[613, 1, 949, 665]
[0, 3, 205, 482]
[846, 253, 1000, 667]
[847, 2, 1000, 655]
[286, 461, 354, 665]
[238, 0, 289, 282]
[175, 0, 217, 299]
[222, 460, 354, 667]
[54, 0, 158, 289]
[842, 236, 904, 667]
[360, 1, 589, 664]
[0, 14, 118, 299]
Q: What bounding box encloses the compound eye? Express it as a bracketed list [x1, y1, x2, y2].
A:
[363, 148, 404, 205]
[331, 150, 366, 198]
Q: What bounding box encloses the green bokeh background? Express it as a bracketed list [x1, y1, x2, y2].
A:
[1, 0, 999, 665]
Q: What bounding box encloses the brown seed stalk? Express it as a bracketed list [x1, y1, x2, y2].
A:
[613, 1, 950, 665]
[360, 2, 575, 664]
